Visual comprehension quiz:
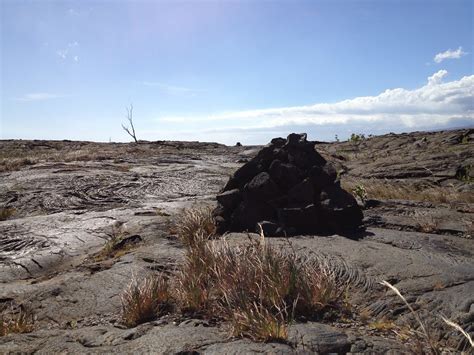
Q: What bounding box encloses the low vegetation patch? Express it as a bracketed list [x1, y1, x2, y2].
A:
[412, 211, 441, 233]
[352, 184, 368, 205]
[174, 232, 347, 341]
[121, 274, 172, 327]
[121, 208, 348, 343]
[381, 280, 473, 353]
[0, 306, 35, 337]
[349, 133, 366, 143]
[94, 226, 141, 261]
[343, 178, 474, 204]
[173, 207, 216, 247]
[0, 158, 35, 173]
[0, 207, 16, 221]
[455, 165, 472, 183]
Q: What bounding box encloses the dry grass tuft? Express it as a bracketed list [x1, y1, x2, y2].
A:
[342, 178, 474, 204]
[95, 230, 122, 261]
[381, 280, 474, 353]
[368, 317, 397, 332]
[94, 226, 139, 261]
[0, 158, 35, 173]
[113, 208, 350, 340]
[121, 274, 172, 327]
[120, 207, 348, 340]
[381, 280, 435, 350]
[0, 306, 35, 337]
[441, 316, 474, 348]
[173, 231, 216, 313]
[210, 240, 344, 340]
[464, 220, 473, 239]
[0, 208, 16, 221]
[174, 207, 216, 247]
[412, 211, 440, 233]
[229, 301, 289, 342]
[173, 220, 346, 341]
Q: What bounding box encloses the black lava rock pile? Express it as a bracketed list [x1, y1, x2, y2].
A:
[213, 133, 363, 236]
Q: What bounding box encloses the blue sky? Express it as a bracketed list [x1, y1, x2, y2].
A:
[1, 0, 473, 144]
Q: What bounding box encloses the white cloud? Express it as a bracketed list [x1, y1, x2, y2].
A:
[142, 82, 198, 96]
[158, 70, 473, 141]
[13, 93, 64, 102]
[427, 69, 448, 85]
[434, 47, 466, 63]
[73, 56, 79, 62]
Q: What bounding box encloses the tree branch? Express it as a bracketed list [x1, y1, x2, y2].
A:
[121, 104, 138, 143]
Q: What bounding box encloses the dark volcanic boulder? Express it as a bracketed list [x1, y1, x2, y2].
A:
[214, 133, 363, 236]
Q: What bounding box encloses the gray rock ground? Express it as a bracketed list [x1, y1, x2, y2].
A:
[0, 130, 473, 354]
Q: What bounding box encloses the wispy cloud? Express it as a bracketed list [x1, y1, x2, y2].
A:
[56, 49, 68, 59]
[13, 93, 64, 102]
[141, 82, 199, 96]
[156, 70, 473, 143]
[67, 8, 91, 17]
[434, 47, 466, 63]
[56, 42, 80, 61]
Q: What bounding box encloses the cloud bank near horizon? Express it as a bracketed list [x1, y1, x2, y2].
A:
[150, 70, 473, 144]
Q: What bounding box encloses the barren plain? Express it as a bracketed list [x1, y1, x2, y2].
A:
[0, 129, 473, 354]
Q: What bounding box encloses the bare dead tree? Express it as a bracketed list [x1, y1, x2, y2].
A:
[121, 104, 138, 143]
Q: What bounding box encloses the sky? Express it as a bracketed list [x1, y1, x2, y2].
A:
[1, 0, 473, 145]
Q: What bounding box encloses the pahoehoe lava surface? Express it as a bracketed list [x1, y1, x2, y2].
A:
[0, 130, 473, 353]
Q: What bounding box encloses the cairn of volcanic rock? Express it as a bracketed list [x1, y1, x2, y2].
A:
[213, 133, 363, 236]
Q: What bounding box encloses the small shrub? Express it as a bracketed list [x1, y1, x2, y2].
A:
[349, 133, 365, 143]
[0, 306, 35, 336]
[352, 184, 367, 204]
[0, 208, 16, 221]
[121, 274, 172, 327]
[455, 165, 472, 183]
